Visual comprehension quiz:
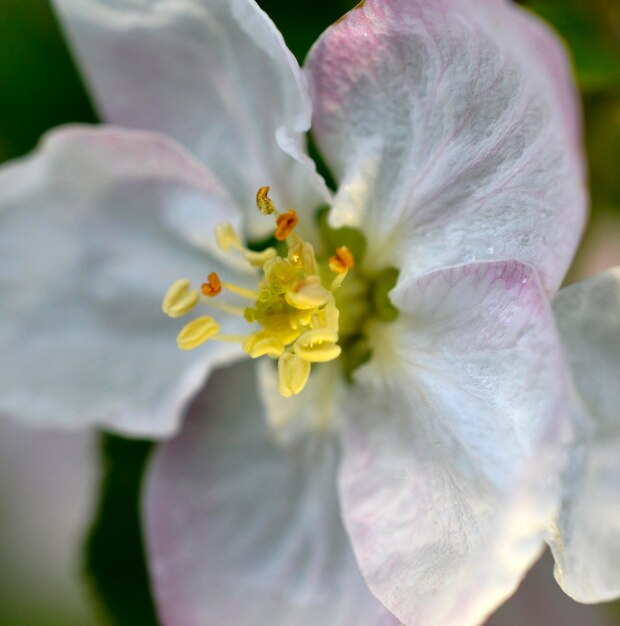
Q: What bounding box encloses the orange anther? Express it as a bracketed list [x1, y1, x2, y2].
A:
[275, 210, 298, 241]
[328, 246, 355, 274]
[201, 271, 222, 297]
[256, 186, 275, 215]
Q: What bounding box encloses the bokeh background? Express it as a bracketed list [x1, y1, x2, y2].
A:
[1, 0, 619, 624]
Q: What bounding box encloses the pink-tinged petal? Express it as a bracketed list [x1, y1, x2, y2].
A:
[549, 268, 620, 602]
[486, 551, 614, 626]
[0, 125, 248, 438]
[145, 361, 399, 626]
[306, 0, 586, 293]
[508, 5, 582, 155]
[338, 261, 573, 626]
[51, 0, 329, 237]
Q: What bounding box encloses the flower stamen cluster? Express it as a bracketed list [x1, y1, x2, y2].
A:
[162, 187, 355, 397]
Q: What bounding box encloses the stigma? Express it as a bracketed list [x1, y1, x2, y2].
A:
[162, 187, 354, 397]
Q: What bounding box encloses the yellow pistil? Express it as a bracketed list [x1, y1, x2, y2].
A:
[163, 185, 358, 397]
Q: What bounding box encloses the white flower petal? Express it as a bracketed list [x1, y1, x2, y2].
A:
[338, 261, 572, 626]
[0, 125, 246, 438]
[51, 0, 329, 237]
[257, 359, 346, 447]
[144, 361, 399, 626]
[549, 268, 620, 602]
[306, 0, 586, 292]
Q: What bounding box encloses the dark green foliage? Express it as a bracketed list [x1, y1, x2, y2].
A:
[0, 0, 97, 160]
[84, 435, 158, 626]
[317, 206, 368, 263]
[257, 0, 358, 63]
[524, 0, 620, 93]
[371, 267, 400, 322]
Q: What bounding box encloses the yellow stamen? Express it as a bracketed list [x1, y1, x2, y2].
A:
[201, 272, 222, 297]
[221, 281, 260, 300]
[243, 332, 285, 358]
[278, 353, 311, 397]
[290, 308, 313, 329]
[261, 312, 302, 346]
[311, 298, 340, 332]
[201, 299, 246, 317]
[215, 223, 242, 251]
[287, 238, 318, 275]
[177, 316, 220, 350]
[275, 210, 298, 240]
[256, 185, 276, 215]
[329, 246, 355, 274]
[294, 329, 342, 363]
[165, 187, 367, 397]
[162, 279, 200, 318]
[285, 276, 330, 310]
[243, 247, 277, 267]
[216, 222, 277, 268]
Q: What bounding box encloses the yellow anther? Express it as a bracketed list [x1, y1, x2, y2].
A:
[243, 333, 285, 358]
[243, 247, 277, 267]
[287, 238, 318, 276]
[162, 279, 200, 318]
[177, 316, 220, 350]
[262, 312, 302, 345]
[275, 210, 298, 241]
[294, 329, 342, 363]
[329, 246, 355, 274]
[264, 256, 299, 285]
[285, 276, 330, 310]
[278, 352, 311, 397]
[166, 187, 366, 397]
[256, 186, 276, 215]
[215, 223, 242, 251]
[201, 272, 222, 297]
[312, 298, 340, 332]
[216, 222, 276, 268]
[290, 308, 313, 329]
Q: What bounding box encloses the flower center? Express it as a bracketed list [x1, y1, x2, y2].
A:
[162, 187, 398, 397]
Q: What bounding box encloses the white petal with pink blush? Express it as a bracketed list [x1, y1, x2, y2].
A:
[549, 268, 620, 603]
[50, 0, 330, 238]
[0, 0, 594, 625]
[0, 126, 248, 437]
[306, 0, 586, 292]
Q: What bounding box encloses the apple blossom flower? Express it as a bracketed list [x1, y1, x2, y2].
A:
[0, 0, 594, 624]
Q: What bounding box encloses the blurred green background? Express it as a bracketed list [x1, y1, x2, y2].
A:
[0, 0, 618, 624]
